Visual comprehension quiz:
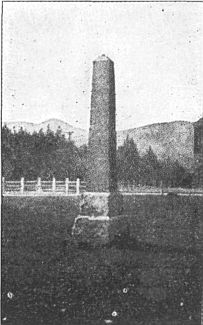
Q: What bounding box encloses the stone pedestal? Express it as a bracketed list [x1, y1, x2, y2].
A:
[72, 214, 129, 246]
[79, 192, 123, 217]
[72, 192, 125, 245]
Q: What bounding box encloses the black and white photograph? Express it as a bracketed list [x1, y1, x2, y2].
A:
[1, 1, 203, 324]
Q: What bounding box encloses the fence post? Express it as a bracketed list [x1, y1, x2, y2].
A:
[65, 178, 69, 195]
[2, 177, 5, 194]
[118, 182, 121, 192]
[128, 183, 130, 192]
[160, 180, 163, 195]
[76, 178, 80, 195]
[120, 183, 123, 192]
[52, 177, 56, 192]
[21, 177, 24, 194]
[37, 177, 41, 193]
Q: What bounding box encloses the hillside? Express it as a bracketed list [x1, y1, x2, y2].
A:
[4, 119, 194, 169]
[5, 119, 88, 147]
[117, 121, 194, 170]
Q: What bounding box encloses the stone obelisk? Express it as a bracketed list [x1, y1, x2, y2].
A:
[86, 54, 117, 192]
[72, 55, 124, 245]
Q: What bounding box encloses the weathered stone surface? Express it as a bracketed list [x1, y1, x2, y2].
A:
[72, 215, 129, 246]
[72, 55, 124, 244]
[86, 55, 117, 193]
[79, 192, 123, 217]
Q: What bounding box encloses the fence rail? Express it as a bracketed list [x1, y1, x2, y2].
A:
[118, 184, 203, 195]
[2, 178, 203, 196]
[2, 177, 84, 195]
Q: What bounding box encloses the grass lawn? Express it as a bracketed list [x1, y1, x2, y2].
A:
[1, 196, 201, 325]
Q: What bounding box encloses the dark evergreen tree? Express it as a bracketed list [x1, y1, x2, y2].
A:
[1, 126, 193, 188]
[117, 136, 140, 185]
[140, 146, 160, 186]
[2, 125, 15, 179]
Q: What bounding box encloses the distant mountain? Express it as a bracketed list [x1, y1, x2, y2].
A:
[117, 121, 194, 170]
[4, 119, 195, 170]
[4, 119, 88, 147]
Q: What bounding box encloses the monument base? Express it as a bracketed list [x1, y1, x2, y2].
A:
[72, 215, 129, 246]
[72, 192, 125, 246]
[79, 192, 123, 217]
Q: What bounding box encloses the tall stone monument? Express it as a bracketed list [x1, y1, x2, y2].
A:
[86, 54, 117, 193]
[72, 55, 125, 245]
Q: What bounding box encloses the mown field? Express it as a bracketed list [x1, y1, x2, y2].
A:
[1, 196, 202, 325]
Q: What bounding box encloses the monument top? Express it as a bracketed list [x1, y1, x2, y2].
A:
[94, 54, 113, 62]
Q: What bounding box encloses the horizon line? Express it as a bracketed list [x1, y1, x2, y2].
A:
[2, 117, 197, 132]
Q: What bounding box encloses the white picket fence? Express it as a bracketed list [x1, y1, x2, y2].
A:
[2, 177, 86, 196]
[2, 178, 203, 196]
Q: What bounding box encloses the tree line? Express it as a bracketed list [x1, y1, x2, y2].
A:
[2, 125, 193, 187]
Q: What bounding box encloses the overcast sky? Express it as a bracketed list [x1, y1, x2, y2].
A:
[2, 2, 203, 130]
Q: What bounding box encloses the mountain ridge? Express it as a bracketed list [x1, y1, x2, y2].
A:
[118, 120, 192, 132]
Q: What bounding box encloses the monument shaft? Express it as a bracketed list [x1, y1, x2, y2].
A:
[72, 55, 123, 245]
[86, 55, 117, 192]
